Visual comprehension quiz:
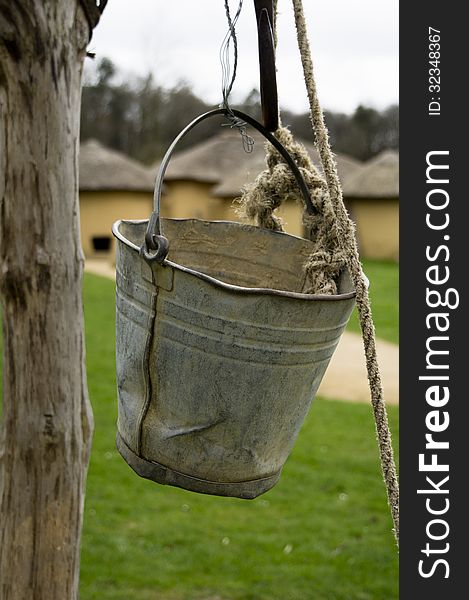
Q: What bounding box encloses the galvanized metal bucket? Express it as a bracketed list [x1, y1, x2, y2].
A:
[112, 109, 356, 499]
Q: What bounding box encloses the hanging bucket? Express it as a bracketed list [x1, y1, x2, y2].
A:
[112, 109, 356, 499]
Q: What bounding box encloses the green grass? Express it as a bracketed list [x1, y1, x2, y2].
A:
[0, 270, 398, 598]
[80, 273, 399, 600]
[347, 260, 399, 344]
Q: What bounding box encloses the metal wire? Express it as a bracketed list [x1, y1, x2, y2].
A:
[219, 0, 254, 153]
[220, 0, 243, 107]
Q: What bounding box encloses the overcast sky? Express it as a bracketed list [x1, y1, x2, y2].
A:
[88, 0, 398, 114]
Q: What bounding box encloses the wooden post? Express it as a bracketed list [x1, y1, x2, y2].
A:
[0, 2, 105, 598]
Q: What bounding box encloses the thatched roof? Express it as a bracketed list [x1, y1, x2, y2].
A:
[213, 146, 361, 197]
[342, 150, 399, 198]
[158, 127, 362, 198]
[161, 129, 262, 185]
[80, 139, 155, 192]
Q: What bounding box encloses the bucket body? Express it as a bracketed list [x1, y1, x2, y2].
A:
[113, 218, 355, 498]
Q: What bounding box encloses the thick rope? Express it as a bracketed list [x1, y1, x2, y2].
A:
[238, 0, 399, 543]
[290, 0, 399, 543]
[237, 130, 347, 294]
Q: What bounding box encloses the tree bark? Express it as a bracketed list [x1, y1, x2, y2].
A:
[0, 3, 97, 598]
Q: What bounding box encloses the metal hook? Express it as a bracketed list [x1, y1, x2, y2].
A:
[254, 0, 279, 132]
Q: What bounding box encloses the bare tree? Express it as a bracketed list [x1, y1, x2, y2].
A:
[0, 2, 106, 598]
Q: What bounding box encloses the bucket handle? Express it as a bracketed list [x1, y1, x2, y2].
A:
[142, 108, 315, 262]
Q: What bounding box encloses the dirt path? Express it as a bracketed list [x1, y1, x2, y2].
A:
[85, 259, 116, 280]
[85, 260, 399, 406]
[318, 332, 398, 405]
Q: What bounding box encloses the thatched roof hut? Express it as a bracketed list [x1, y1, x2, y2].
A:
[340, 150, 399, 261]
[78, 140, 157, 259]
[342, 150, 399, 198]
[80, 139, 155, 192]
[161, 129, 260, 185]
[152, 131, 399, 260]
[159, 129, 362, 197]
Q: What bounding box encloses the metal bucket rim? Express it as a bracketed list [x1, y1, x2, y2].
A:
[112, 218, 357, 302]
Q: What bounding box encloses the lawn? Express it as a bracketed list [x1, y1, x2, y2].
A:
[80, 273, 399, 600]
[0, 268, 399, 599]
[347, 259, 399, 344]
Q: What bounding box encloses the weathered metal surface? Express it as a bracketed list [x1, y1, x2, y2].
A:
[113, 218, 356, 498]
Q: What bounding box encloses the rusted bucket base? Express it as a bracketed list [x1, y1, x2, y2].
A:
[116, 433, 281, 499]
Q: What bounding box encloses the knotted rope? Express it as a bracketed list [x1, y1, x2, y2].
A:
[238, 0, 399, 543]
[238, 127, 347, 294]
